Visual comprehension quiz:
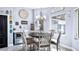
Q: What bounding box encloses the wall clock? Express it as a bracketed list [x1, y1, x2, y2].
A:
[19, 9, 29, 19]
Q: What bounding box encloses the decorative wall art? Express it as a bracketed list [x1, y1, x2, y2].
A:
[5, 10, 9, 14]
[15, 22, 19, 25]
[9, 16, 12, 20]
[10, 21, 12, 24]
[10, 29, 12, 33]
[19, 9, 29, 19]
[21, 21, 28, 24]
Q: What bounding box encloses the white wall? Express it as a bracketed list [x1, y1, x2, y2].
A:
[13, 7, 32, 32]
[50, 7, 79, 50]
[64, 7, 79, 50]
[50, 8, 75, 49]
[72, 8, 79, 50]
[64, 8, 73, 47]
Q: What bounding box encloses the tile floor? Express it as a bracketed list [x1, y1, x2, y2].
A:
[0, 44, 72, 51]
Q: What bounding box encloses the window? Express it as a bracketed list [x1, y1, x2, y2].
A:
[51, 20, 65, 34]
[51, 20, 58, 32]
[51, 14, 65, 34]
[58, 24, 65, 34]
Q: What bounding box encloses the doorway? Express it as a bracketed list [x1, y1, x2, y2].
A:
[0, 15, 8, 48]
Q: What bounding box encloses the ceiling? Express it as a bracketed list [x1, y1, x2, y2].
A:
[52, 14, 65, 20]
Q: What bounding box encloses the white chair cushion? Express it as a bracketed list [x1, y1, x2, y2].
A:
[51, 38, 57, 43]
[34, 38, 39, 42]
[51, 32, 59, 43]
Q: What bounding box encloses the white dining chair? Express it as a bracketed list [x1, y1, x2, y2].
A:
[51, 32, 61, 51]
[21, 31, 27, 50]
[22, 31, 39, 51]
[34, 33, 52, 51]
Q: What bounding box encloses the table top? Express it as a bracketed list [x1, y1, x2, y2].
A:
[29, 31, 51, 38]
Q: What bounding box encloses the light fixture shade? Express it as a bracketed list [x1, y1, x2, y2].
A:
[36, 15, 46, 20]
[40, 16, 45, 20]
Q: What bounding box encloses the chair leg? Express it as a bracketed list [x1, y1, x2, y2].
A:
[33, 44, 35, 51]
[30, 44, 33, 51]
[57, 44, 58, 51]
[47, 47, 50, 51]
[23, 44, 27, 51]
[33, 44, 34, 50]
[30, 44, 31, 51]
[49, 45, 51, 51]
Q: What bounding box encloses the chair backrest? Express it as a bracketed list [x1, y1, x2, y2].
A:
[51, 31, 61, 44]
[57, 32, 61, 44]
[40, 33, 51, 45]
[21, 31, 27, 47]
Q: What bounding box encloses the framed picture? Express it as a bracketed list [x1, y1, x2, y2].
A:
[10, 21, 12, 24]
[21, 21, 28, 24]
[15, 22, 19, 25]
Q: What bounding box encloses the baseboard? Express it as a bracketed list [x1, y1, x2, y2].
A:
[60, 43, 76, 51]
[8, 44, 13, 47]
